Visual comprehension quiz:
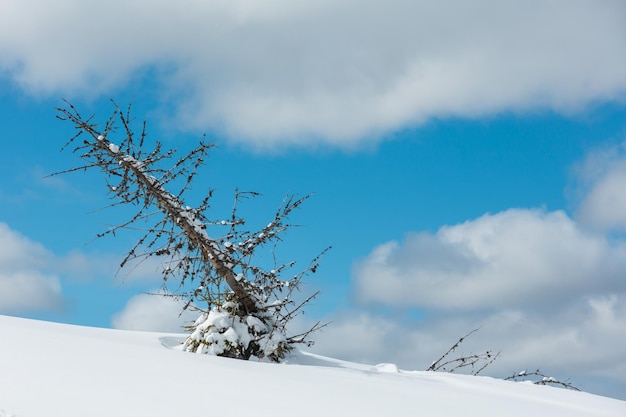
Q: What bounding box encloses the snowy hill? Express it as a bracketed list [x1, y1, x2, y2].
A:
[0, 315, 624, 417]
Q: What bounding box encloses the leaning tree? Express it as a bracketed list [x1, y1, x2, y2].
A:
[54, 101, 328, 361]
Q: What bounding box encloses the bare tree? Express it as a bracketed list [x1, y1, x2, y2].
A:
[53, 100, 328, 361]
[426, 328, 500, 375]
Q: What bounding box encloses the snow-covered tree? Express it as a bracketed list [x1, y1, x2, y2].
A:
[54, 101, 327, 361]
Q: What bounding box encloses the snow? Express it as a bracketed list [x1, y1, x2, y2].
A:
[108, 143, 119, 154]
[0, 314, 624, 417]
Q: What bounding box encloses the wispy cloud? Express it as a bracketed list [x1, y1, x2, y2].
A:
[1, 0, 624, 147]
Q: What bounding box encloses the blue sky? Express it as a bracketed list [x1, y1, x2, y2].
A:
[1, 0, 626, 400]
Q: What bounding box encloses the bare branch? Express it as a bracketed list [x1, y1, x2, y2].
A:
[505, 369, 580, 391]
[427, 327, 500, 375]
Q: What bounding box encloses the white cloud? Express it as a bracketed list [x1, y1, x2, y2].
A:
[0, 222, 124, 313]
[285, 138, 626, 400]
[112, 292, 198, 332]
[354, 209, 626, 310]
[0, 223, 64, 313]
[574, 142, 626, 232]
[341, 173, 626, 398]
[1, 0, 625, 147]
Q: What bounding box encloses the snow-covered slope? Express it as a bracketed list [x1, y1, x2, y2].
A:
[0, 315, 624, 417]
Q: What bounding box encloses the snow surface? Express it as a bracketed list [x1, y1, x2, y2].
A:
[0, 315, 624, 417]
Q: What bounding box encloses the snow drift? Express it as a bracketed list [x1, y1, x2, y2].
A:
[0, 315, 624, 417]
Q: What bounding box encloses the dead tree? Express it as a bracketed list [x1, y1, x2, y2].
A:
[53, 100, 327, 361]
[427, 328, 500, 375]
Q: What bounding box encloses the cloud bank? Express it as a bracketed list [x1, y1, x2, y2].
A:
[313, 205, 626, 397]
[345, 206, 626, 381]
[0, 223, 64, 313]
[305, 142, 626, 398]
[354, 209, 626, 310]
[0, 223, 123, 315]
[574, 142, 626, 232]
[1, 0, 625, 147]
[308, 295, 626, 398]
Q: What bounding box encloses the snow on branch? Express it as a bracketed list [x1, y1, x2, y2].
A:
[505, 369, 581, 391]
